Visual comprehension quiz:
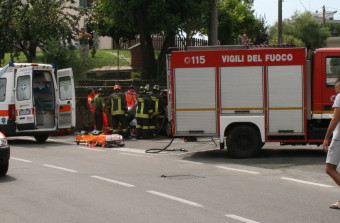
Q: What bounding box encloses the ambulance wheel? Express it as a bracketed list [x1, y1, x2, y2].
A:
[0, 162, 8, 176]
[227, 125, 261, 158]
[166, 121, 173, 138]
[34, 134, 49, 143]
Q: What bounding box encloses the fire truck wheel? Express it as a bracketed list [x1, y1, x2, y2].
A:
[34, 134, 49, 143]
[0, 162, 8, 176]
[227, 125, 261, 158]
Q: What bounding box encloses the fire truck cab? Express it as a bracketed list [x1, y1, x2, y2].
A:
[167, 46, 340, 158]
[0, 63, 75, 142]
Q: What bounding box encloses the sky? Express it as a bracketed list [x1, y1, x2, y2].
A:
[252, 0, 340, 26]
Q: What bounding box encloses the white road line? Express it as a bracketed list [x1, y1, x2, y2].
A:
[281, 177, 334, 188]
[115, 148, 147, 154]
[225, 214, 260, 223]
[176, 160, 204, 165]
[43, 164, 78, 173]
[91, 176, 135, 187]
[11, 157, 32, 163]
[147, 190, 204, 208]
[120, 153, 151, 157]
[78, 147, 105, 152]
[215, 166, 260, 175]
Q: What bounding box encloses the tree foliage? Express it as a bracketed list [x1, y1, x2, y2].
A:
[0, 0, 80, 63]
[217, 0, 268, 45]
[269, 12, 331, 49]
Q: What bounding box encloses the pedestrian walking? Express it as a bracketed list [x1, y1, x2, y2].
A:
[323, 78, 340, 209]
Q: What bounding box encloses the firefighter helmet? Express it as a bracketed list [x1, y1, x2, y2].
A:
[97, 88, 104, 95]
[129, 85, 136, 90]
[153, 85, 160, 91]
[113, 84, 121, 91]
[139, 86, 146, 92]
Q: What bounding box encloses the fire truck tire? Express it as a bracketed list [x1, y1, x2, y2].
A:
[0, 162, 8, 176]
[227, 125, 261, 158]
[34, 134, 49, 143]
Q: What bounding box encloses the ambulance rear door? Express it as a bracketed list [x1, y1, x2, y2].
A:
[15, 66, 36, 130]
[56, 68, 75, 129]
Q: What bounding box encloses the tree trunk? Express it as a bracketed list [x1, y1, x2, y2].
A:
[135, 10, 157, 80]
[157, 31, 176, 83]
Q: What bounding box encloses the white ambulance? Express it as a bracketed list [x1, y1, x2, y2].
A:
[0, 62, 76, 142]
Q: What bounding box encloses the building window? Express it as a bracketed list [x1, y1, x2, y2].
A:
[79, 0, 92, 8]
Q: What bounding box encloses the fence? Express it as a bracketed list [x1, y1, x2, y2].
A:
[114, 36, 208, 50]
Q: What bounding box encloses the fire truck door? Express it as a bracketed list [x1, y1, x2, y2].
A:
[56, 68, 75, 129]
[15, 66, 35, 130]
[174, 67, 217, 136]
[267, 65, 304, 135]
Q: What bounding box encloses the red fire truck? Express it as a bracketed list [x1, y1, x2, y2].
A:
[167, 46, 340, 158]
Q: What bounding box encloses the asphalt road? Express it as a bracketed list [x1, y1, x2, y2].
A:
[1, 135, 339, 223]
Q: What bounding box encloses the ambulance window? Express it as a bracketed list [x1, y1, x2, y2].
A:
[326, 57, 340, 87]
[0, 78, 6, 102]
[59, 76, 72, 100]
[17, 75, 31, 101]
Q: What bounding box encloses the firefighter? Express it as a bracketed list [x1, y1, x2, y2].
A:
[93, 88, 105, 131]
[136, 86, 153, 139]
[107, 84, 129, 138]
[149, 85, 165, 136]
[125, 85, 137, 110]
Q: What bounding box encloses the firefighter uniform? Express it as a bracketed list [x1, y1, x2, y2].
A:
[136, 87, 153, 139]
[149, 85, 165, 136]
[93, 88, 105, 131]
[108, 85, 129, 137]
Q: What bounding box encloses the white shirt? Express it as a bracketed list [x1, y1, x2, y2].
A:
[332, 93, 340, 140]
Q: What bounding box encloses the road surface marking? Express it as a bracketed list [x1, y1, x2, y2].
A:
[112, 148, 146, 154]
[147, 190, 204, 208]
[215, 166, 260, 175]
[43, 164, 78, 173]
[176, 160, 204, 165]
[91, 176, 135, 187]
[225, 214, 260, 223]
[281, 177, 333, 188]
[11, 157, 32, 163]
[78, 147, 105, 152]
[120, 153, 151, 158]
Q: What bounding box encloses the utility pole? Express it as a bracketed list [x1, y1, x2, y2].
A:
[208, 0, 218, 46]
[278, 0, 283, 45]
[323, 5, 326, 26]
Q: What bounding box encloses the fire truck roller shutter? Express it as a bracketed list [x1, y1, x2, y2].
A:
[174, 67, 217, 136]
[220, 66, 263, 114]
[267, 65, 304, 135]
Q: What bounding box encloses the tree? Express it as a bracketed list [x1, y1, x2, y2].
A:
[0, 0, 21, 63]
[0, 0, 80, 63]
[216, 0, 268, 45]
[89, 0, 210, 80]
[269, 12, 331, 50]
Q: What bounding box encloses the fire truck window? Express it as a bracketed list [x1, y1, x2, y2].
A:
[0, 78, 6, 102]
[17, 75, 31, 101]
[59, 76, 72, 101]
[326, 57, 340, 87]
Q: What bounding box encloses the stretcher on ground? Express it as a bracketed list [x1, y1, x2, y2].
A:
[75, 132, 125, 148]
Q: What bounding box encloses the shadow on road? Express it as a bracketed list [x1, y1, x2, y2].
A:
[0, 175, 17, 183]
[185, 147, 326, 169]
